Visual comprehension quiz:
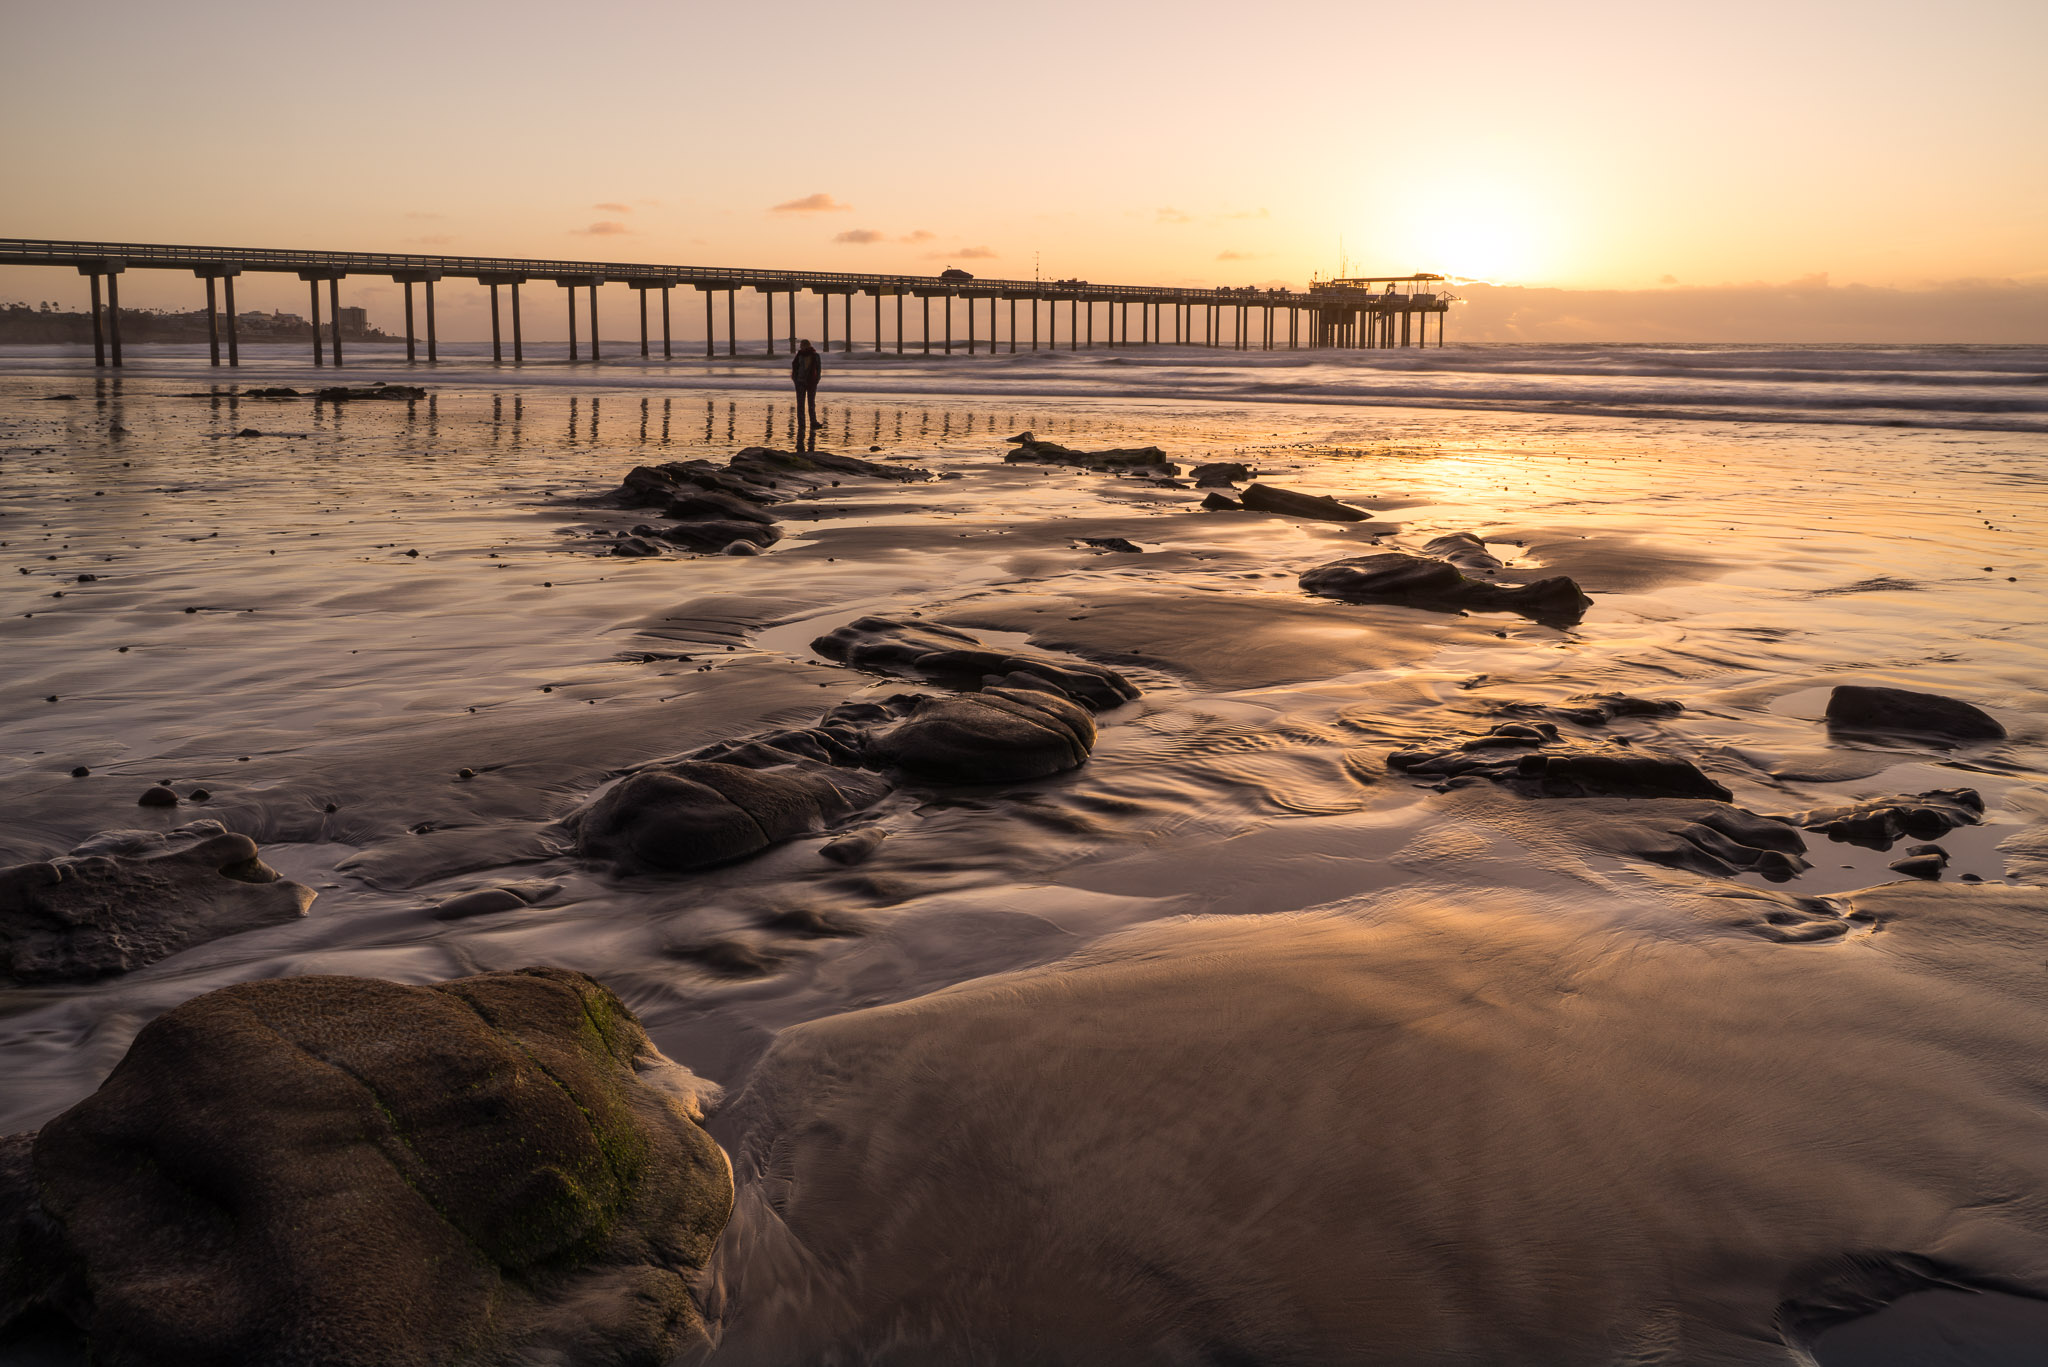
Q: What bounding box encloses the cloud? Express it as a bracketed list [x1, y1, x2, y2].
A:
[573, 221, 629, 235]
[955, 246, 997, 259]
[771, 193, 852, 213]
[1216, 250, 1263, 261]
[593, 202, 631, 213]
[1156, 208, 1192, 224]
[1657, 274, 1680, 286]
[834, 229, 885, 244]
[899, 229, 936, 243]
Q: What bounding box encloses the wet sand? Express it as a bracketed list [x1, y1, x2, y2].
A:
[3, 354, 2046, 1363]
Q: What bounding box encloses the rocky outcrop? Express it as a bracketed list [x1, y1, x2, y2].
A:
[812, 617, 1140, 711]
[568, 759, 891, 875]
[863, 684, 1098, 783]
[1, 967, 732, 1367]
[1420, 532, 1506, 572]
[1301, 552, 1592, 622]
[1190, 462, 1253, 487]
[1239, 483, 1374, 522]
[0, 822, 314, 983]
[312, 384, 426, 401]
[1492, 693, 1685, 727]
[601, 448, 929, 556]
[1390, 723, 1733, 801]
[1002, 433, 1178, 475]
[1778, 789, 1984, 849]
[1824, 685, 2005, 741]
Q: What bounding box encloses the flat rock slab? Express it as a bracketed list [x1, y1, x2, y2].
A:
[1301, 551, 1592, 623]
[1240, 483, 1374, 522]
[1391, 723, 1733, 801]
[1825, 685, 2006, 741]
[4, 967, 731, 1367]
[1778, 789, 1985, 850]
[812, 616, 1140, 711]
[1003, 434, 1179, 475]
[0, 821, 313, 984]
[571, 758, 890, 875]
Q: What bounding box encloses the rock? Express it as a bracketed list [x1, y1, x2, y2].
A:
[1781, 789, 1984, 850]
[722, 540, 762, 557]
[1389, 724, 1732, 801]
[570, 759, 890, 875]
[1190, 462, 1253, 487]
[1824, 685, 2005, 741]
[1888, 853, 1945, 880]
[1239, 483, 1373, 522]
[0, 822, 314, 984]
[863, 687, 1097, 783]
[1078, 537, 1143, 553]
[1494, 693, 1685, 727]
[241, 386, 299, 397]
[69, 766, 89, 778]
[1421, 532, 1506, 572]
[6, 967, 730, 1367]
[669, 937, 785, 977]
[1301, 552, 1592, 623]
[312, 384, 427, 401]
[430, 888, 527, 920]
[639, 520, 780, 554]
[820, 827, 887, 866]
[662, 488, 778, 525]
[233, 427, 262, 437]
[1002, 435, 1179, 475]
[1200, 490, 1244, 511]
[1904, 843, 1949, 861]
[137, 785, 179, 807]
[812, 616, 1140, 711]
[729, 445, 929, 488]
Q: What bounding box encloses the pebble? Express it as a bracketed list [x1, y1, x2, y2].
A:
[458, 767, 475, 780]
[69, 766, 89, 778]
[137, 785, 179, 807]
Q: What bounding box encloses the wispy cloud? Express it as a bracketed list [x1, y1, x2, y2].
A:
[900, 229, 936, 243]
[593, 201, 631, 213]
[1156, 207, 1192, 224]
[772, 192, 852, 213]
[924, 246, 997, 260]
[834, 228, 885, 244]
[1216, 250, 1264, 261]
[574, 221, 629, 236]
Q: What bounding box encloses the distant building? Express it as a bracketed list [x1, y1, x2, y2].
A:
[337, 306, 369, 336]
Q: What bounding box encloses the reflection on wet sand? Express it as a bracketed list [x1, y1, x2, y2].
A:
[0, 369, 2045, 1365]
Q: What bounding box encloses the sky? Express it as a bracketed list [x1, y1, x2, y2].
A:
[2, 0, 2043, 341]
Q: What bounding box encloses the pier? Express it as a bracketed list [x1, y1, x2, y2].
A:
[0, 238, 1456, 369]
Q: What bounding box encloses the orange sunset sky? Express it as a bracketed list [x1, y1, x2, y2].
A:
[3, 0, 2043, 341]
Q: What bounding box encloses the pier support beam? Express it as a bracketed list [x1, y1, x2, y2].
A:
[403, 283, 416, 362]
[425, 279, 438, 361]
[204, 276, 220, 365]
[193, 267, 243, 365]
[512, 281, 523, 363]
[84, 270, 104, 367]
[489, 284, 502, 363]
[329, 277, 344, 368]
[307, 278, 323, 366]
[662, 287, 671, 358]
[588, 284, 600, 361]
[223, 273, 239, 365]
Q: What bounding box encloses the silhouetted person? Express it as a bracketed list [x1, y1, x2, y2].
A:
[791, 339, 821, 446]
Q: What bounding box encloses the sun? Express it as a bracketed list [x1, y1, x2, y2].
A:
[1386, 180, 1563, 285]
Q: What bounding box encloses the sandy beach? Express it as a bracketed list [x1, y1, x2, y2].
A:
[4, 342, 2047, 1364]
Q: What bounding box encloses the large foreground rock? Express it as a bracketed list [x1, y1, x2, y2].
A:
[812, 616, 1139, 711]
[570, 759, 890, 874]
[1825, 685, 2005, 741]
[1301, 551, 1592, 622]
[3, 967, 732, 1367]
[601, 448, 926, 555]
[0, 822, 313, 983]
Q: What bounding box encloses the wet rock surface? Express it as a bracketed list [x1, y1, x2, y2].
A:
[1779, 788, 1985, 849]
[599, 448, 928, 555]
[1190, 462, 1253, 487]
[813, 616, 1140, 710]
[1492, 692, 1685, 727]
[1391, 723, 1734, 800]
[1002, 432, 1179, 474]
[311, 384, 427, 401]
[1239, 482, 1374, 522]
[569, 759, 891, 875]
[0, 822, 314, 984]
[863, 685, 1098, 783]
[1420, 531, 1507, 571]
[1825, 684, 2006, 741]
[1301, 551, 1593, 622]
[1, 967, 732, 1367]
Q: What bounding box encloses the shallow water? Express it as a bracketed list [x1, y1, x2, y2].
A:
[3, 347, 2047, 1363]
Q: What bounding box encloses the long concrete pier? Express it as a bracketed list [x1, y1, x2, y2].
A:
[0, 237, 1457, 369]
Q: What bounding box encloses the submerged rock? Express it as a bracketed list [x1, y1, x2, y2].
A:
[864, 686, 1098, 784]
[1825, 685, 2005, 741]
[1239, 483, 1374, 522]
[813, 616, 1140, 711]
[1391, 724, 1732, 801]
[1079, 536, 1143, 554]
[599, 448, 921, 555]
[1301, 551, 1592, 623]
[3, 967, 731, 1367]
[0, 822, 313, 983]
[570, 759, 890, 875]
[1493, 692, 1686, 727]
[1781, 789, 1985, 849]
[312, 384, 426, 401]
[1420, 532, 1506, 572]
[1003, 434, 1179, 475]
